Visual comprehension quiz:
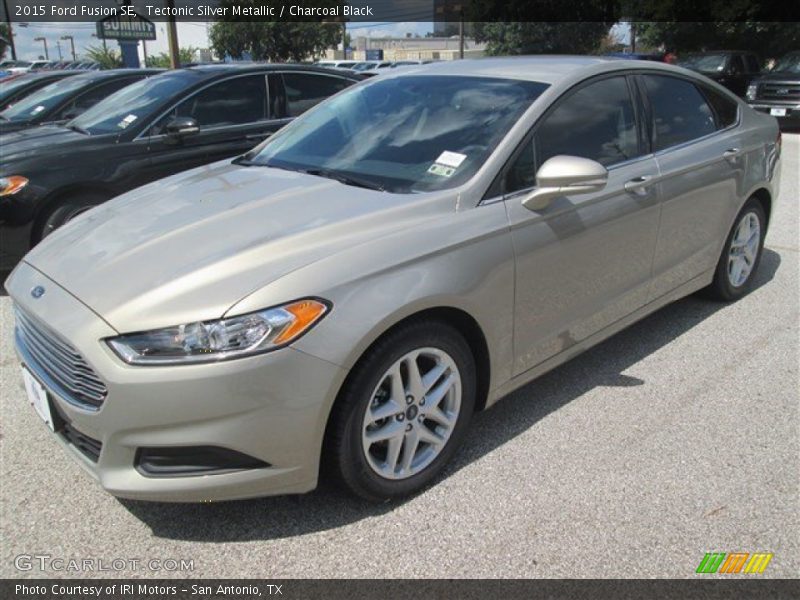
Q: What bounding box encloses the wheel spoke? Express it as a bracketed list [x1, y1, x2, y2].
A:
[368, 399, 402, 424]
[399, 428, 420, 473]
[384, 435, 403, 473]
[405, 354, 425, 400]
[422, 362, 448, 393]
[417, 424, 445, 447]
[390, 365, 405, 405]
[425, 373, 455, 409]
[366, 420, 404, 443]
[426, 406, 452, 428]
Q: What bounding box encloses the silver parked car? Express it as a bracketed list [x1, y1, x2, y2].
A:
[6, 57, 782, 502]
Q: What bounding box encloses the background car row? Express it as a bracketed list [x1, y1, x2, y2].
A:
[0, 64, 363, 269]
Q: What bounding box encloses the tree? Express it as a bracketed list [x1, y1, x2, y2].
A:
[0, 23, 10, 60]
[85, 45, 123, 69]
[637, 22, 800, 61]
[146, 47, 197, 68]
[473, 23, 612, 56]
[209, 22, 340, 62]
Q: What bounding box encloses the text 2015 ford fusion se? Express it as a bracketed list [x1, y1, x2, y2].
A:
[6, 57, 781, 502]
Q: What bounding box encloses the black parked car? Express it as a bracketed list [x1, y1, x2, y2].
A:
[678, 51, 761, 97]
[0, 69, 160, 135]
[747, 51, 800, 127]
[0, 64, 362, 269]
[0, 70, 81, 111]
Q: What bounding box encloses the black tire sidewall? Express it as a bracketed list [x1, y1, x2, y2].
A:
[37, 193, 105, 241]
[334, 320, 476, 501]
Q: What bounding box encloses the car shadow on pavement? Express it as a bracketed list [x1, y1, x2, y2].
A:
[120, 249, 781, 542]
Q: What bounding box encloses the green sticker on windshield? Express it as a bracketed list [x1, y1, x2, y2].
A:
[427, 163, 456, 178]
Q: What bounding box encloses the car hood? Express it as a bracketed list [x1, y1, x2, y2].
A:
[24, 160, 445, 332]
[0, 125, 88, 161]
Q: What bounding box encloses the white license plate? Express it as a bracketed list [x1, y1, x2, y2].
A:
[22, 366, 54, 431]
[770, 108, 787, 117]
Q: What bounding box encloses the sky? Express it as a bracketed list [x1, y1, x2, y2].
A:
[6, 21, 435, 62]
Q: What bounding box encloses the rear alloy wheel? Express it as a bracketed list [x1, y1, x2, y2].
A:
[327, 320, 475, 501]
[706, 197, 766, 301]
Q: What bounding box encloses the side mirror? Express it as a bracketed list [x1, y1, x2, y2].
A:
[165, 116, 199, 140]
[522, 155, 608, 211]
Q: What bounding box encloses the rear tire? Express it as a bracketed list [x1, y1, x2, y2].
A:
[35, 192, 106, 243]
[705, 197, 766, 301]
[325, 319, 476, 501]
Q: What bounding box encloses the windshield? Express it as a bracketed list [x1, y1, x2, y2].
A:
[772, 52, 800, 74]
[70, 70, 199, 135]
[0, 74, 97, 121]
[247, 75, 548, 194]
[679, 54, 728, 72]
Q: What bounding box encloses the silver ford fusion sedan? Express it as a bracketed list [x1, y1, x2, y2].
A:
[7, 57, 781, 502]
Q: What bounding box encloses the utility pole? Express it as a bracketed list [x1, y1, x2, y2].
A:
[458, 9, 464, 59]
[341, 22, 347, 59]
[2, 0, 17, 60]
[61, 35, 76, 61]
[630, 21, 636, 53]
[56, 39, 62, 60]
[34, 36, 48, 60]
[166, 0, 180, 68]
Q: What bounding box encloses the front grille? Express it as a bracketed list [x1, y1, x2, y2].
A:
[757, 83, 800, 102]
[14, 307, 108, 409]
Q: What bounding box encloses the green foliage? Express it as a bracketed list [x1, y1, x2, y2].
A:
[637, 22, 800, 60]
[145, 47, 197, 68]
[85, 45, 123, 69]
[473, 23, 613, 56]
[209, 22, 340, 62]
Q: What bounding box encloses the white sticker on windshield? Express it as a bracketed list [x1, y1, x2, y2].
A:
[427, 163, 456, 178]
[31, 105, 45, 114]
[435, 151, 467, 168]
[117, 114, 138, 129]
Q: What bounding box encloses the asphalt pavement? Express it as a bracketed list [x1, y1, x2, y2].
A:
[1, 135, 797, 579]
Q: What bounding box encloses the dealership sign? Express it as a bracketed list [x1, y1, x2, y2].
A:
[96, 12, 156, 41]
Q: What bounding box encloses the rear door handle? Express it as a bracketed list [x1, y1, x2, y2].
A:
[723, 147, 742, 162]
[624, 175, 654, 195]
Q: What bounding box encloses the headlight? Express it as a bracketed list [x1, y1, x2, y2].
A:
[107, 299, 330, 365]
[0, 176, 29, 197]
[746, 83, 758, 101]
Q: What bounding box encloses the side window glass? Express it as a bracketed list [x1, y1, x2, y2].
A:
[535, 76, 640, 168]
[281, 73, 351, 117]
[730, 55, 744, 73]
[642, 74, 716, 151]
[504, 137, 536, 195]
[55, 78, 137, 121]
[702, 86, 739, 129]
[155, 75, 267, 132]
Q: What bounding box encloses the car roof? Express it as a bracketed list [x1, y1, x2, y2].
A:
[64, 68, 163, 82]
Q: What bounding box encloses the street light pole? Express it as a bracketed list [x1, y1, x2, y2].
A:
[2, 0, 17, 60]
[33, 36, 48, 60]
[61, 35, 76, 61]
[56, 39, 62, 60]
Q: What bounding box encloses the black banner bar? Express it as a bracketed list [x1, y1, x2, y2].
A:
[2, 579, 800, 600]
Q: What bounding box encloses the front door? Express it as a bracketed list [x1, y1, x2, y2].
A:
[502, 74, 661, 375]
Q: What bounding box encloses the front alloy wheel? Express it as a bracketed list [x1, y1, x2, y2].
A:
[361, 348, 461, 480]
[326, 320, 476, 501]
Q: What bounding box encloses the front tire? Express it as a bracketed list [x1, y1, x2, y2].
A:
[326, 320, 476, 501]
[35, 192, 106, 243]
[706, 198, 766, 301]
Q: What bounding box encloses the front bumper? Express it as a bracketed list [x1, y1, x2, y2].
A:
[748, 102, 800, 121]
[6, 262, 348, 502]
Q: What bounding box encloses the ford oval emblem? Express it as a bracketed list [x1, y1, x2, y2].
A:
[31, 286, 45, 299]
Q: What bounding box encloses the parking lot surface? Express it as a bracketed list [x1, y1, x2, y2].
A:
[1, 135, 797, 579]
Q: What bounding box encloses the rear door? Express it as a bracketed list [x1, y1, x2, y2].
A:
[639, 73, 747, 299]
[501, 74, 661, 375]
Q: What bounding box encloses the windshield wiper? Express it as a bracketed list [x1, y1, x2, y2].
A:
[301, 168, 386, 192]
[67, 124, 89, 135]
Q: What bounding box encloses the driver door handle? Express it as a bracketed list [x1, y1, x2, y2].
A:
[624, 175, 654, 195]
